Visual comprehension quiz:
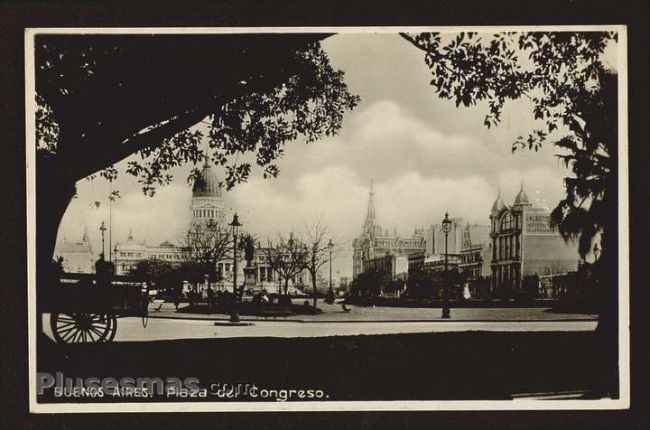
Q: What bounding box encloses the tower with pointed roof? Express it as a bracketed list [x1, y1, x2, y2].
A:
[352, 179, 425, 279]
[190, 159, 226, 225]
[513, 182, 531, 207]
[362, 179, 381, 237]
[491, 189, 505, 214]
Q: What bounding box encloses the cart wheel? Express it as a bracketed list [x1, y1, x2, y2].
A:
[50, 312, 117, 344]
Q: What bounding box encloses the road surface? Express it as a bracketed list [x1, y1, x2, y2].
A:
[43, 313, 596, 342]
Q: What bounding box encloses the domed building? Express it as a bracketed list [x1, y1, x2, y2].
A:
[190, 160, 226, 225]
[489, 183, 579, 299]
[113, 160, 228, 276]
[112, 161, 306, 295]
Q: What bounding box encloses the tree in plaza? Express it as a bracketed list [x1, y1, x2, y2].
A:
[401, 30, 619, 395]
[263, 233, 308, 297]
[34, 33, 360, 294]
[349, 269, 385, 299]
[128, 258, 181, 294]
[180, 219, 232, 287]
[303, 219, 335, 309]
[405, 265, 429, 299]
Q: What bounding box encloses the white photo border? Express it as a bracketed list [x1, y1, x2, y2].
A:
[25, 25, 630, 413]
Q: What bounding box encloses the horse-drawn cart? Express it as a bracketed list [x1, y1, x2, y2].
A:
[43, 273, 150, 344]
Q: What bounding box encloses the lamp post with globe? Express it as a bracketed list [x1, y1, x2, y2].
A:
[326, 239, 335, 304]
[441, 213, 452, 319]
[229, 213, 242, 323]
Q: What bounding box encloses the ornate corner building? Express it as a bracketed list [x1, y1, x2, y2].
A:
[489, 184, 580, 298]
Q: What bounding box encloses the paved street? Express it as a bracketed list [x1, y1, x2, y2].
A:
[43, 311, 596, 343]
[149, 301, 596, 322]
[42, 303, 596, 343]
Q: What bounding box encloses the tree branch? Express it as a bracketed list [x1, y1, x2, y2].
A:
[76, 106, 211, 180]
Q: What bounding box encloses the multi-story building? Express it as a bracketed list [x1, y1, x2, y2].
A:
[113, 233, 184, 275]
[53, 228, 95, 273]
[425, 217, 465, 256]
[339, 276, 350, 292]
[489, 185, 580, 298]
[113, 159, 227, 276]
[352, 180, 425, 279]
[406, 250, 463, 299]
[189, 159, 227, 226]
[459, 223, 491, 280]
[113, 160, 307, 294]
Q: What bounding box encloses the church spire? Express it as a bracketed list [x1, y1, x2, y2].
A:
[365, 178, 376, 225]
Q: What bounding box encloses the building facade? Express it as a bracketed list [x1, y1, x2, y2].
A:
[425, 217, 465, 257]
[489, 185, 580, 298]
[459, 223, 492, 280]
[190, 159, 227, 226]
[352, 180, 426, 279]
[113, 232, 185, 275]
[113, 160, 307, 294]
[53, 229, 95, 273]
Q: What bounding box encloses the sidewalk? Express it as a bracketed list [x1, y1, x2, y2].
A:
[147, 301, 597, 323]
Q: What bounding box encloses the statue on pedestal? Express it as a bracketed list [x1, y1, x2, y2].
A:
[241, 234, 257, 291]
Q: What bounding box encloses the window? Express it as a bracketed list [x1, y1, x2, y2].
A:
[516, 236, 521, 258]
[501, 213, 513, 230]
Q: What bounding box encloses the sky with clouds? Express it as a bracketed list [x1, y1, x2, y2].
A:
[56, 32, 618, 278]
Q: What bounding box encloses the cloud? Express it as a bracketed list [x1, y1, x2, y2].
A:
[375, 173, 495, 229]
[54, 34, 575, 279]
[277, 99, 563, 189]
[497, 167, 567, 210]
[58, 181, 191, 255]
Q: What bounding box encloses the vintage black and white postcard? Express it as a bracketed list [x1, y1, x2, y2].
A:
[25, 26, 629, 412]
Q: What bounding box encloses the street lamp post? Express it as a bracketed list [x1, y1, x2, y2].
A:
[229, 213, 242, 323]
[99, 221, 107, 258]
[441, 212, 452, 319]
[328, 239, 334, 294]
[108, 178, 113, 262]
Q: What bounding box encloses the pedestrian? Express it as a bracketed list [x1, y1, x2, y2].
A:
[207, 288, 215, 314]
[173, 285, 180, 311]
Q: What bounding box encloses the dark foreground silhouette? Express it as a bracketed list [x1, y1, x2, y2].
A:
[36, 331, 606, 403]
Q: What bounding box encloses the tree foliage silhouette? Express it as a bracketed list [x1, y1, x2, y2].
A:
[403, 30, 619, 396]
[34, 34, 359, 287]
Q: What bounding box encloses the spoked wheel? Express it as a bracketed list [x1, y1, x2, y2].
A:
[50, 312, 117, 344]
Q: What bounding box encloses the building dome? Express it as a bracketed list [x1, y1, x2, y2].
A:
[491, 192, 505, 212]
[514, 184, 530, 206]
[192, 162, 222, 198]
[115, 230, 145, 252]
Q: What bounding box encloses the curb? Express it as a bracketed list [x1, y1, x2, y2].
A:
[145, 314, 597, 324]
